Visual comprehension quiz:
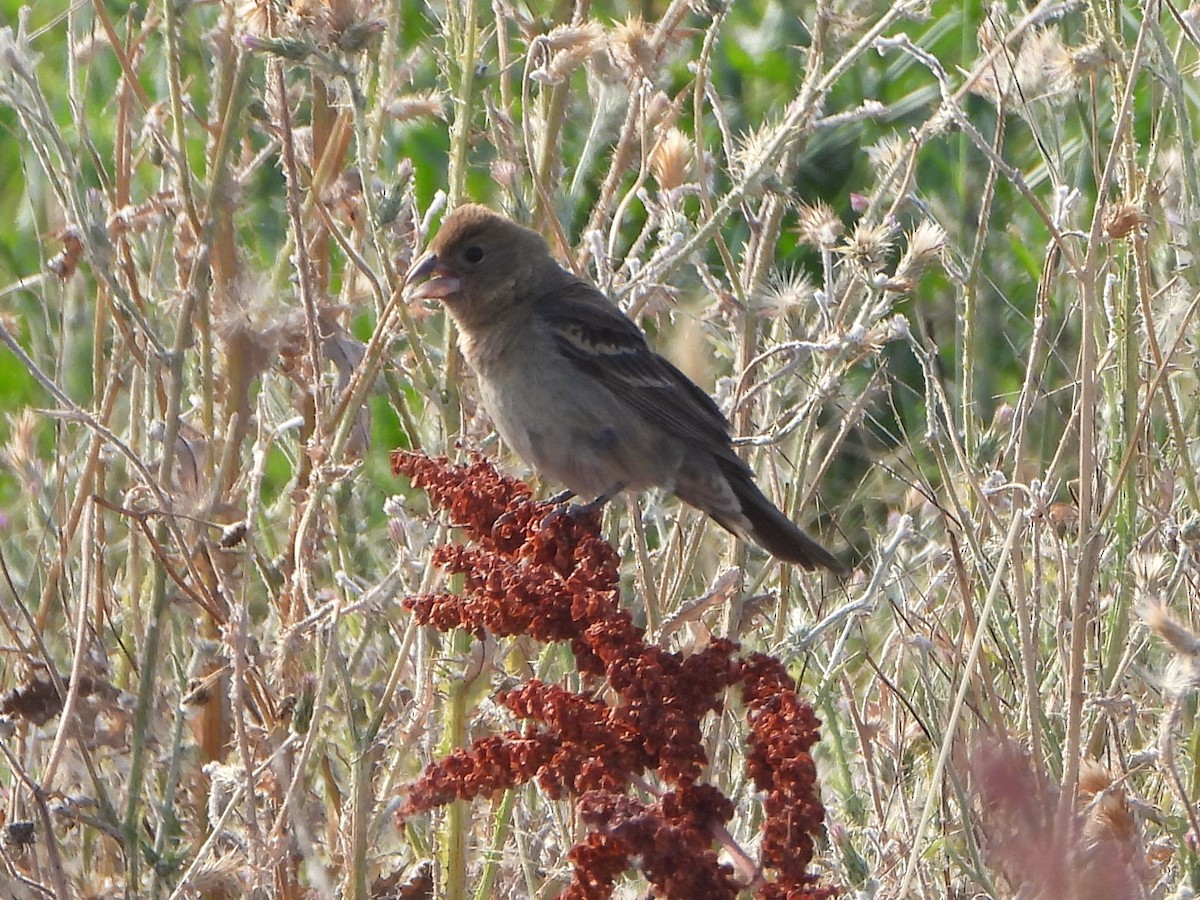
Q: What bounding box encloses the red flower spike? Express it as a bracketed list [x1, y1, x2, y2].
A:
[392, 452, 835, 898]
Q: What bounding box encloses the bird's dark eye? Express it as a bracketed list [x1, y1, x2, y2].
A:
[464, 245, 484, 264]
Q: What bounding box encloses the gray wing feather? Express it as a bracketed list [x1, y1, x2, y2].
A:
[534, 279, 745, 467]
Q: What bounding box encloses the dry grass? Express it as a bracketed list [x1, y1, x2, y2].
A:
[0, 0, 1198, 896]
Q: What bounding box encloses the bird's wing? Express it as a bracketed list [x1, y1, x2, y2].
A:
[534, 279, 742, 458]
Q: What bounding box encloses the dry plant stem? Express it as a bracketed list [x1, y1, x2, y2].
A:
[122, 250, 201, 885]
[876, 34, 1081, 275]
[162, 0, 201, 233]
[446, 0, 479, 210]
[576, 91, 641, 265]
[1004, 247, 1060, 467]
[897, 510, 1027, 897]
[267, 604, 343, 845]
[1009, 539, 1047, 793]
[1094, 287, 1200, 526]
[363, 585, 421, 739]
[1159, 689, 1200, 852]
[905, 330, 1006, 548]
[629, 498, 662, 635]
[4, 40, 164, 356]
[724, 187, 792, 637]
[798, 368, 879, 509]
[0, 545, 116, 825]
[32, 363, 122, 628]
[691, 9, 738, 286]
[148, 663, 200, 897]
[0, 312, 171, 508]
[1132, 236, 1199, 508]
[812, 516, 911, 699]
[490, 0, 514, 116]
[1152, 11, 1200, 267]
[839, 675, 885, 823]
[961, 111, 1004, 457]
[166, 735, 301, 900]
[275, 60, 323, 423]
[347, 743, 381, 900]
[439, 629, 476, 900]
[234, 418, 290, 862]
[0, 742, 69, 900]
[40, 497, 97, 790]
[88, 0, 153, 109]
[342, 114, 441, 421]
[605, 96, 653, 268]
[0, 550, 34, 654]
[472, 788, 517, 900]
[515, 62, 576, 265]
[691, 5, 744, 289]
[1060, 3, 1152, 824]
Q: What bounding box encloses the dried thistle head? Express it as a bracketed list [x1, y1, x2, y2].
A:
[642, 90, 675, 134]
[973, 27, 1077, 109]
[1103, 201, 1148, 241]
[650, 127, 694, 192]
[836, 219, 897, 275]
[384, 90, 445, 123]
[186, 854, 246, 896]
[489, 158, 522, 191]
[215, 279, 292, 393]
[1138, 598, 1200, 659]
[288, 0, 385, 53]
[794, 201, 844, 250]
[2, 410, 43, 496]
[1078, 759, 1136, 845]
[1069, 40, 1111, 77]
[234, 0, 271, 38]
[890, 220, 947, 290]
[608, 16, 657, 83]
[755, 267, 816, 318]
[529, 22, 606, 84]
[46, 225, 85, 281]
[865, 133, 908, 183]
[731, 118, 783, 188]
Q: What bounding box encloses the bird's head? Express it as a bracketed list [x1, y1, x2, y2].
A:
[404, 204, 559, 328]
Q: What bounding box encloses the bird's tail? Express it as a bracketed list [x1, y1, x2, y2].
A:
[721, 466, 846, 572]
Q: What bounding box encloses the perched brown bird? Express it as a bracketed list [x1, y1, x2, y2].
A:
[404, 204, 845, 572]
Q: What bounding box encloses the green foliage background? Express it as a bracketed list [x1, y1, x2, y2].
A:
[0, 0, 1198, 896]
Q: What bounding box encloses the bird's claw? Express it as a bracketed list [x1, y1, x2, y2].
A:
[539, 502, 592, 530]
[491, 509, 518, 533]
[538, 487, 620, 530]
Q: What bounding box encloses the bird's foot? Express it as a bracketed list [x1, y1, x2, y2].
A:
[538, 486, 621, 530]
[491, 509, 519, 534]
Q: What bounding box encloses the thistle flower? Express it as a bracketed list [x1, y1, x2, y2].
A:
[794, 201, 844, 251]
[650, 127, 694, 192]
[865, 133, 907, 182]
[836, 218, 897, 275]
[384, 91, 444, 122]
[756, 267, 816, 318]
[890, 220, 947, 290]
[973, 27, 1076, 109]
[529, 22, 606, 84]
[608, 16, 657, 83]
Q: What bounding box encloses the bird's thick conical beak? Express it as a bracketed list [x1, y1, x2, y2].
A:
[404, 251, 462, 301]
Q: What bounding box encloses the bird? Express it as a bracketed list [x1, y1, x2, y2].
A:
[403, 203, 845, 572]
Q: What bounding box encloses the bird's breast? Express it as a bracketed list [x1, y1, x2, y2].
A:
[468, 341, 683, 499]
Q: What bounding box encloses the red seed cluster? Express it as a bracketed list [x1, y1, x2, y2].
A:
[392, 451, 834, 898]
[739, 654, 836, 899]
[568, 787, 741, 899]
